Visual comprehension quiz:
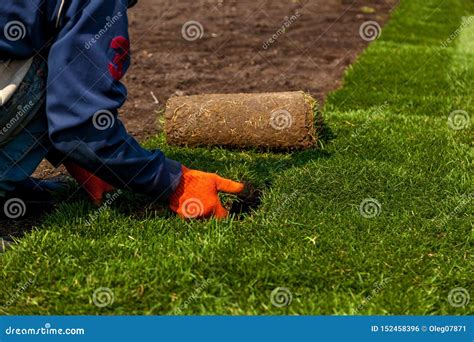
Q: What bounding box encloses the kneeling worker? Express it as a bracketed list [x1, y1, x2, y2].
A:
[0, 0, 244, 219]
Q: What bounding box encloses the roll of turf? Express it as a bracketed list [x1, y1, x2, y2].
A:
[164, 91, 318, 149]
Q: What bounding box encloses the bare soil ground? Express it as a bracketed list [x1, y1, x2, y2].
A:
[122, 0, 398, 139]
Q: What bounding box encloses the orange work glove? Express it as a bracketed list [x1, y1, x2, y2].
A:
[64, 162, 115, 205]
[169, 166, 244, 219]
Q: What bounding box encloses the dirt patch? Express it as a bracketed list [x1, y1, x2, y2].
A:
[122, 0, 397, 140]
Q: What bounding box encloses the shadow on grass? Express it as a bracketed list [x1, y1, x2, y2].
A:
[0, 187, 89, 240]
[121, 142, 333, 220]
[168, 146, 331, 184]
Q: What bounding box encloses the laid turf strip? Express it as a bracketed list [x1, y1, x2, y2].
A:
[0, 0, 472, 314]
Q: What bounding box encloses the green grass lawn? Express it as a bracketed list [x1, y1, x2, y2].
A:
[1, 0, 472, 315]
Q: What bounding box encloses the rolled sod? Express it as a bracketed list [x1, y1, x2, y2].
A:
[164, 91, 318, 149]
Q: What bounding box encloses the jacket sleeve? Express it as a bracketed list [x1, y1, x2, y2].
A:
[46, 0, 181, 200]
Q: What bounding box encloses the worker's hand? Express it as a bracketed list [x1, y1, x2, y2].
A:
[64, 162, 115, 205]
[169, 166, 244, 219]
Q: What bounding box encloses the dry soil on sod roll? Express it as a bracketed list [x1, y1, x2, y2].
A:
[165, 92, 317, 149]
